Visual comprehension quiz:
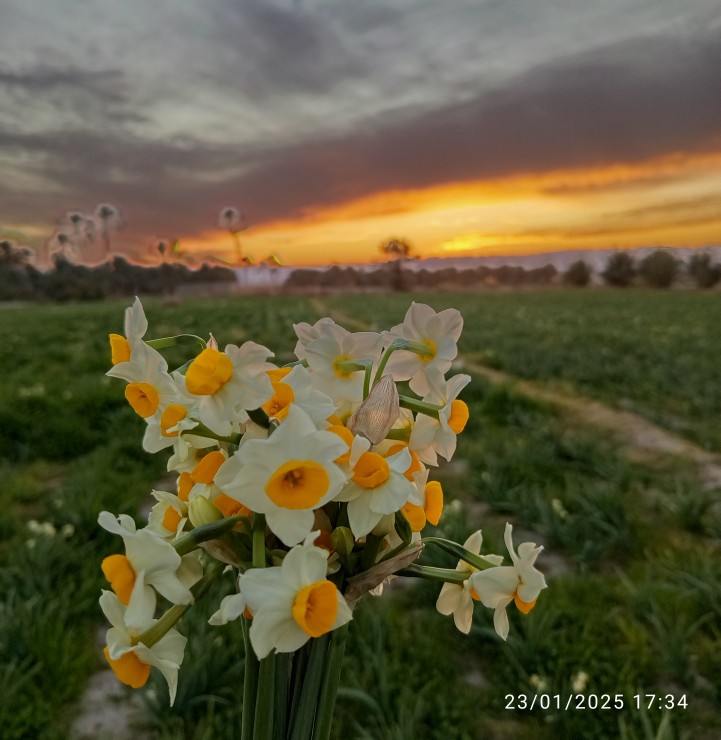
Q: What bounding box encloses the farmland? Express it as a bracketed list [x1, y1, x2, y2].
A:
[1, 290, 719, 739]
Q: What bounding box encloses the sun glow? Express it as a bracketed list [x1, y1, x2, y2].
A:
[171, 151, 721, 266]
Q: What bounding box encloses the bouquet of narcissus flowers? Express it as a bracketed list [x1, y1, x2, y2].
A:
[99, 299, 547, 739]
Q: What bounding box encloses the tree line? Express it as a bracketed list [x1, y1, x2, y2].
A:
[0, 248, 235, 302]
[563, 250, 721, 288]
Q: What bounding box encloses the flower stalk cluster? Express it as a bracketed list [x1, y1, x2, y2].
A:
[98, 299, 547, 735]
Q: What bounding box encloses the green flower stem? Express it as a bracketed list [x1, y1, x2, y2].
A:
[289, 634, 330, 740]
[136, 563, 223, 647]
[312, 624, 350, 740]
[385, 427, 411, 442]
[252, 514, 267, 569]
[398, 394, 442, 418]
[273, 653, 291, 740]
[173, 515, 242, 556]
[422, 537, 499, 571]
[242, 617, 259, 740]
[359, 534, 384, 572]
[334, 359, 368, 376]
[373, 337, 436, 385]
[182, 422, 241, 445]
[146, 333, 206, 351]
[254, 654, 276, 740]
[362, 362, 373, 400]
[396, 564, 469, 584]
[287, 641, 311, 733]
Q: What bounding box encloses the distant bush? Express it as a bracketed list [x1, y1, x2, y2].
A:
[638, 249, 679, 288]
[688, 253, 721, 289]
[563, 260, 592, 287]
[602, 252, 636, 287]
[0, 255, 236, 302]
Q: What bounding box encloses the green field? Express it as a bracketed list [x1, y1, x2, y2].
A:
[1, 291, 719, 739]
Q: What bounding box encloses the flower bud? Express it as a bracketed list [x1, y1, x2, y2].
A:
[330, 526, 354, 559]
[188, 497, 222, 528]
[347, 375, 399, 445]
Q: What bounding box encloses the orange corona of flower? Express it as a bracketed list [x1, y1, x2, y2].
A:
[103, 647, 151, 688]
[214, 493, 251, 519]
[424, 481, 444, 525]
[125, 382, 160, 418]
[162, 507, 182, 531]
[401, 501, 426, 532]
[177, 472, 193, 502]
[514, 593, 537, 614]
[101, 554, 136, 605]
[448, 400, 469, 434]
[262, 380, 295, 420]
[291, 580, 338, 637]
[160, 404, 187, 437]
[109, 334, 131, 365]
[185, 348, 233, 395]
[192, 451, 226, 484]
[265, 460, 330, 509]
[352, 452, 390, 489]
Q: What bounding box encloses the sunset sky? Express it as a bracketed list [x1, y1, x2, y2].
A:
[1, 0, 720, 266]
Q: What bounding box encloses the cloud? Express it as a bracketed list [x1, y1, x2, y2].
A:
[192, 27, 721, 222]
[0, 12, 719, 250]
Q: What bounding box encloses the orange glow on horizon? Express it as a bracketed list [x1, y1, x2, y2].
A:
[133, 150, 721, 267]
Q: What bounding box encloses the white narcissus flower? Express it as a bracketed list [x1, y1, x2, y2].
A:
[99, 512, 200, 630]
[469, 523, 547, 640]
[436, 532, 503, 634]
[385, 302, 463, 395]
[107, 340, 179, 421]
[261, 365, 336, 425]
[147, 489, 187, 538]
[304, 322, 383, 403]
[335, 447, 418, 538]
[409, 368, 471, 466]
[239, 532, 352, 659]
[183, 341, 274, 435]
[214, 406, 349, 546]
[100, 590, 186, 705]
[293, 317, 338, 360]
[108, 296, 148, 366]
[141, 371, 201, 454]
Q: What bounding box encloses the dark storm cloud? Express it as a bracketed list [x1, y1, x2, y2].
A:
[1, 25, 719, 242]
[0, 67, 123, 98]
[207, 0, 368, 97]
[0, 64, 147, 133]
[197, 27, 721, 223]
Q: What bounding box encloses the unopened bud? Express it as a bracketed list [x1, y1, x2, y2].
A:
[330, 527, 354, 559]
[347, 375, 399, 445]
[188, 497, 222, 528]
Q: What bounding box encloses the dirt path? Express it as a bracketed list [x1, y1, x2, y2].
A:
[462, 360, 721, 489]
[318, 302, 721, 489]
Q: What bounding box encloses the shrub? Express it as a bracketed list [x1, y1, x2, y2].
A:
[563, 260, 592, 287]
[687, 252, 721, 289]
[638, 249, 679, 288]
[602, 252, 636, 287]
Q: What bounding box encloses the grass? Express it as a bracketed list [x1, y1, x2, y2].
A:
[0, 290, 719, 738]
[323, 290, 721, 451]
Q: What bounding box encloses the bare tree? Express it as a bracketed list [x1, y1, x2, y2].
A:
[0, 240, 34, 267]
[60, 211, 96, 259]
[94, 203, 124, 259]
[379, 237, 412, 260]
[217, 206, 247, 264]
